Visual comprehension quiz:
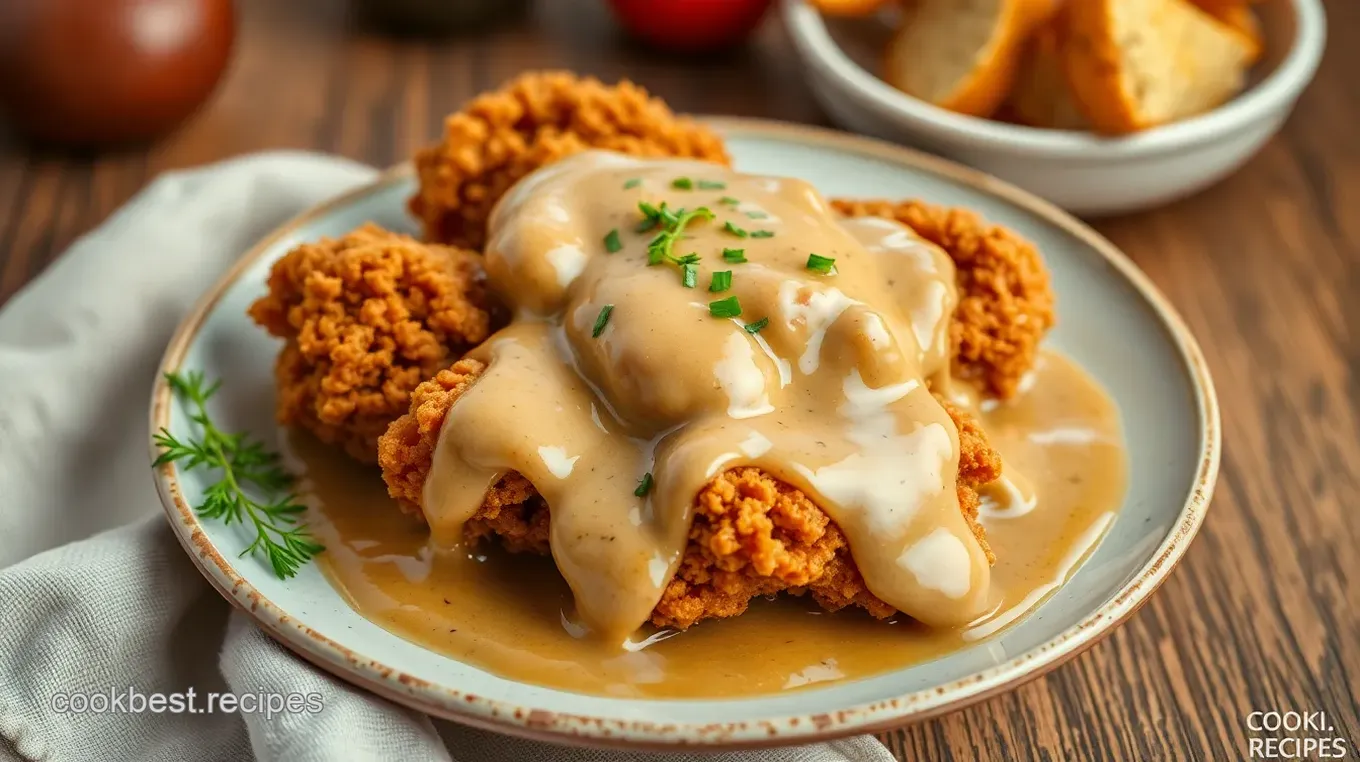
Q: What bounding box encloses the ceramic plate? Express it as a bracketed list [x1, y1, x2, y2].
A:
[150, 119, 1220, 750]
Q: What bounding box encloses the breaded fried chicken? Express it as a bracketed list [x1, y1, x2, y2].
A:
[249, 224, 498, 463]
[378, 359, 1002, 630]
[831, 199, 1055, 398]
[410, 71, 731, 250]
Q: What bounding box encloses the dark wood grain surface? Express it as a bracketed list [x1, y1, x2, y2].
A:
[1, 1, 1355, 759]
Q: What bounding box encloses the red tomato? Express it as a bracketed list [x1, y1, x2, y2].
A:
[607, 0, 775, 52]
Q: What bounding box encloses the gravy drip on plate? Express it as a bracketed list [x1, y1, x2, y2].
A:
[419, 151, 991, 641]
[298, 351, 1128, 698]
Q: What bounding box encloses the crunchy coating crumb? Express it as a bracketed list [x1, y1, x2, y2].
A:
[249, 224, 497, 463]
[831, 198, 1055, 398]
[377, 363, 1001, 629]
[410, 71, 731, 250]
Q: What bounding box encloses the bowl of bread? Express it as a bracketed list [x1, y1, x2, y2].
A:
[782, 0, 1326, 215]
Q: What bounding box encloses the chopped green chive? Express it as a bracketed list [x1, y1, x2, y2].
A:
[709, 270, 732, 292]
[744, 210, 768, 219]
[636, 201, 682, 233]
[722, 248, 747, 264]
[744, 317, 770, 334]
[591, 305, 614, 338]
[634, 472, 653, 497]
[698, 180, 726, 190]
[604, 228, 622, 253]
[675, 252, 701, 265]
[623, 178, 642, 189]
[724, 221, 748, 237]
[709, 296, 742, 318]
[681, 263, 697, 288]
[750, 230, 775, 238]
[806, 253, 837, 274]
[718, 196, 740, 207]
[637, 201, 663, 232]
[672, 177, 693, 190]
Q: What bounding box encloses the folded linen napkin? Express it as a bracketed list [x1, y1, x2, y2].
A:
[0, 153, 896, 762]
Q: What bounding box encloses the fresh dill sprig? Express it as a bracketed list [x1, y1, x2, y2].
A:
[153, 370, 323, 579]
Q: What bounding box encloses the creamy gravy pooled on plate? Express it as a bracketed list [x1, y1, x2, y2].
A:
[290, 151, 1131, 697]
[295, 350, 1126, 698]
[423, 151, 990, 641]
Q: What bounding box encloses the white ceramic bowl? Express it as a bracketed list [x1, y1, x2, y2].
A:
[782, 0, 1327, 216]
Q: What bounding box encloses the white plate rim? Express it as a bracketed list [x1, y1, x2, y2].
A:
[148, 117, 1221, 750]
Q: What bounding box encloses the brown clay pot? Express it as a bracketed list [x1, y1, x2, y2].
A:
[0, 0, 236, 147]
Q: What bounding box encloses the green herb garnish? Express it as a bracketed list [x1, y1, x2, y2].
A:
[718, 196, 740, 207]
[806, 253, 837, 274]
[153, 371, 323, 579]
[709, 296, 742, 318]
[623, 178, 642, 189]
[637, 202, 663, 232]
[672, 177, 694, 190]
[722, 248, 747, 264]
[592, 305, 614, 337]
[744, 317, 770, 335]
[709, 271, 732, 292]
[604, 228, 622, 253]
[682, 263, 698, 288]
[646, 207, 714, 266]
[744, 211, 768, 219]
[634, 472, 654, 497]
[698, 180, 726, 190]
[750, 230, 775, 238]
[724, 221, 748, 238]
[636, 201, 680, 233]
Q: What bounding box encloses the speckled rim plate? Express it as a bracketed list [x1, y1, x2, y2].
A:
[149, 119, 1220, 750]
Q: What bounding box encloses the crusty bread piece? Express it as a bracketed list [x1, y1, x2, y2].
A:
[1186, 0, 1264, 60]
[1208, 4, 1265, 62]
[1187, 0, 1249, 12]
[1009, 26, 1091, 129]
[809, 0, 893, 15]
[883, 0, 1044, 117]
[1062, 0, 1255, 134]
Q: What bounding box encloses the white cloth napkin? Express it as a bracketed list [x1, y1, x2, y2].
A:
[0, 152, 897, 762]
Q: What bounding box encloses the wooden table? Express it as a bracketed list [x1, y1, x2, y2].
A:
[1, 0, 1355, 758]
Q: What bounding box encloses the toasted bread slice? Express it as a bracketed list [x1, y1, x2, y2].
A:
[883, 0, 1043, 117]
[1009, 26, 1090, 129]
[809, 0, 892, 16]
[1186, 0, 1248, 12]
[1187, 0, 1264, 60]
[1062, 0, 1255, 133]
[1209, 5, 1265, 62]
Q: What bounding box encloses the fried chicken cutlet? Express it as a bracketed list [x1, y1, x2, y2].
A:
[378, 359, 1003, 630]
[248, 224, 497, 463]
[410, 71, 731, 250]
[832, 199, 1055, 398]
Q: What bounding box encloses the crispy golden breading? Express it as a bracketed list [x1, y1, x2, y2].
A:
[249, 224, 497, 463]
[378, 359, 1002, 629]
[831, 199, 1055, 398]
[410, 71, 731, 250]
